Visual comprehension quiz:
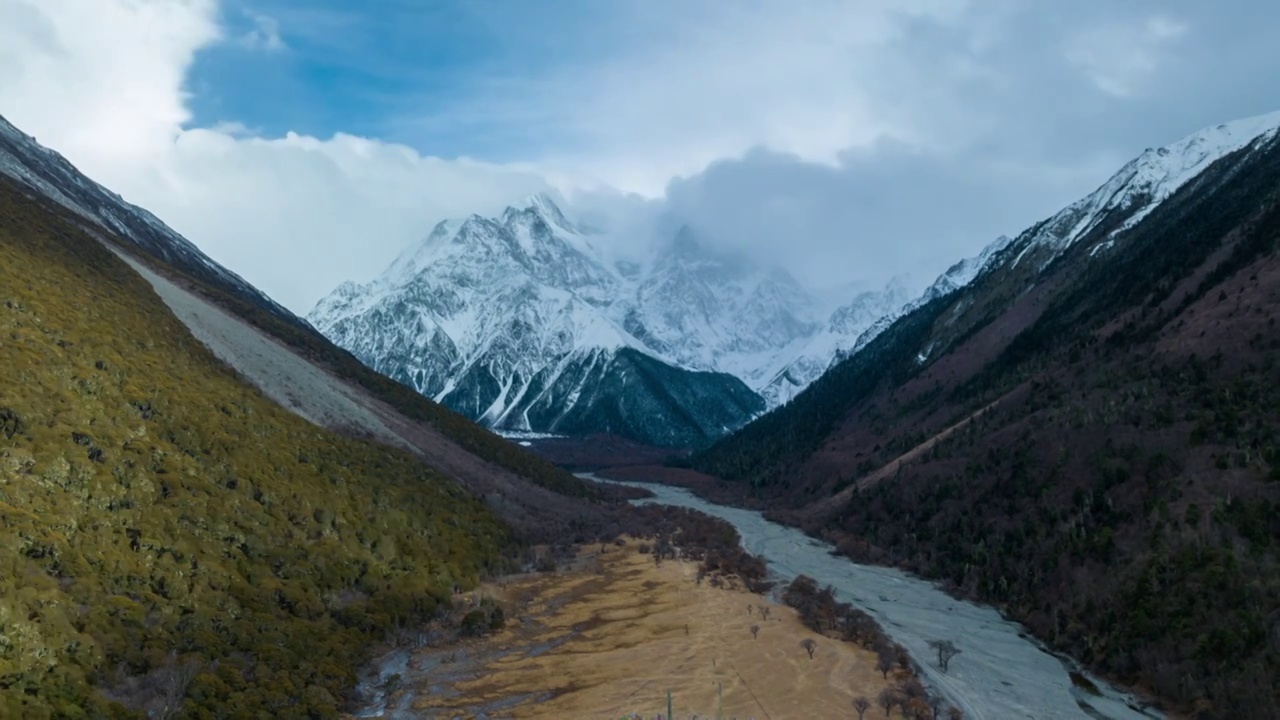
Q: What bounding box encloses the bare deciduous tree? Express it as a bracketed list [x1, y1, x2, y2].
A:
[875, 652, 894, 679]
[800, 638, 817, 659]
[900, 678, 926, 701]
[929, 639, 962, 673]
[750, 624, 760, 639]
[877, 689, 900, 717]
[853, 696, 872, 719]
[896, 645, 912, 671]
[154, 653, 201, 720]
[948, 706, 964, 719]
[904, 697, 932, 719]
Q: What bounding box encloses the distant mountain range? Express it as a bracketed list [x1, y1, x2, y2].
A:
[308, 190, 1010, 445]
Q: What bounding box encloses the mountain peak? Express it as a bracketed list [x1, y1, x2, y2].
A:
[379, 217, 470, 283]
[522, 190, 563, 214]
[883, 273, 914, 294]
[503, 191, 579, 235]
[1126, 109, 1280, 190]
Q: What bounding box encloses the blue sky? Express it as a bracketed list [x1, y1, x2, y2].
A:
[2, 0, 1280, 312]
[189, 2, 492, 147]
[185, 1, 1280, 166]
[187, 0, 640, 159]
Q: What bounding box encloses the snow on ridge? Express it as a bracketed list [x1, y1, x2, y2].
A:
[514, 191, 579, 233]
[1020, 109, 1280, 263]
[755, 274, 919, 406]
[1109, 110, 1280, 233]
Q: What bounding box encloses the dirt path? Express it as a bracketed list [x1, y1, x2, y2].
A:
[359, 544, 894, 719]
[805, 397, 1004, 520]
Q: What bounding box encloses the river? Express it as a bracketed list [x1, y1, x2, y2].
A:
[583, 474, 1163, 720]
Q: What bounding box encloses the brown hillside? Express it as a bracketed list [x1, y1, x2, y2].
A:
[695, 130, 1280, 717]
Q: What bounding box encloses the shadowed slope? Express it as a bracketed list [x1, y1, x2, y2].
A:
[694, 124, 1280, 715]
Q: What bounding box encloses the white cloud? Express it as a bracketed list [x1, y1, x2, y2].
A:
[0, 0, 219, 177]
[410, 0, 977, 195]
[1065, 14, 1188, 98]
[240, 10, 286, 53]
[0, 0, 557, 311]
[134, 130, 551, 310]
[1, 0, 1276, 315]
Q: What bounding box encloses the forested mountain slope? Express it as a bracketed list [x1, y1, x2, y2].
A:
[0, 112, 625, 717]
[693, 114, 1280, 717]
[0, 179, 509, 717]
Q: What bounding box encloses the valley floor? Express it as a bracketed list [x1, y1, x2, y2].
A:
[350, 543, 893, 719]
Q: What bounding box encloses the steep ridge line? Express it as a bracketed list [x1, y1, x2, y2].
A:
[0, 123, 593, 497]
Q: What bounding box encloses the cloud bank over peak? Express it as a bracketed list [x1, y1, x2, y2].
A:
[1, 0, 1279, 312]
[0, 0, 555, 310]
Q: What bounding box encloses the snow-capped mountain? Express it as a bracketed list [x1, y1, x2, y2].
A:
[308, 188, 1002, 443]
[917, 234, 1014, 305]
[309, 195, 773, 447]
[734, 112, 1280, 411]
[754, 232, 1015, 407]
[857, 110, 1280, 375]
[620, 227, 822, 381]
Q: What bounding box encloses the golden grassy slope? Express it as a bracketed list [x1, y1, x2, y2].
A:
[379, 545, 893, 719]
[0, 182, 507, 718]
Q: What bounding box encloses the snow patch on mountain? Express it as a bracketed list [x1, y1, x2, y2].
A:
[918, 235, 1015, 305]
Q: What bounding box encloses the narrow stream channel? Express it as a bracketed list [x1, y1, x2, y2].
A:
[584, 474, 1163, 720]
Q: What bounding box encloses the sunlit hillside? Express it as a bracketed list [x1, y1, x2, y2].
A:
[0, 179, 509, 718]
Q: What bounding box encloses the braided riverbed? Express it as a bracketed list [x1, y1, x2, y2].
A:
[585, 474, 1163, 720]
